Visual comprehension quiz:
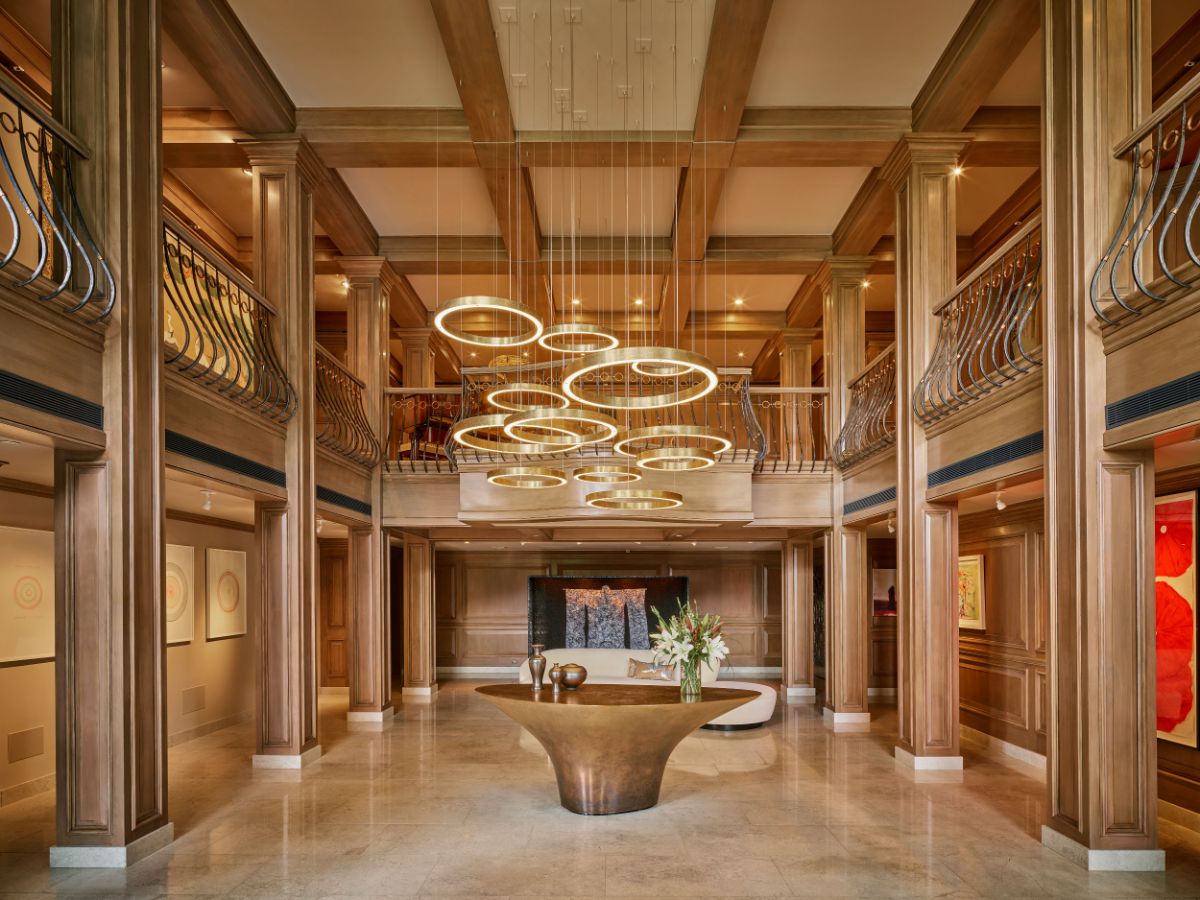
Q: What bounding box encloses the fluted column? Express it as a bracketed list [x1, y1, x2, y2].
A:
[402, 532, 437, 697]
[49, 0, 172, 866]
[881, 136, 966, 767]
[342, 258, 393, 723]
[1039, 0, 1161, 870]
[822, 258, 873, 729]
[781, 537, 814, 699]
[394, 327, 436, 388]
[246, 138, 325, 767]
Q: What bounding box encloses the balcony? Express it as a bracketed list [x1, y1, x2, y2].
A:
[832, 343, 896, 470]
[315, 345, 379, 468]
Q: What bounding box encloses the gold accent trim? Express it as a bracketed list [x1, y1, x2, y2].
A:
[560, 346, 719, 410]
[573, 464, 642, 484]
[485, 383, 568, 412]
[452, 413, 568, 455]
[503, 406, 619, 448]
[585, 489, 684, 510]
[433, 295, 543, 348]
[612, 423, 733, 457]
[537, 322, 620, 354]
[487, 466, 568, 489]
[636, 446, 716, 471]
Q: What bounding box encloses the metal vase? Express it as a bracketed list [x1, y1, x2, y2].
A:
[529, 644, 547, 692]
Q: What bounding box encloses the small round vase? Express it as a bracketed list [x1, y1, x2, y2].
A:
[559, 663, 588, 690]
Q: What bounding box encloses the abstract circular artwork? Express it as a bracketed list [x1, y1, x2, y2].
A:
[13, 575, 43, 611]
[165, 561, 189, 623]
[216, 570, 240, 614]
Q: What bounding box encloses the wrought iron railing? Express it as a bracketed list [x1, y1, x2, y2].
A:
[0, 69, 114, 321]
[913, 217, 1043, 425]
[746, 387, 830, 474]
[832, 344, 896, 469]
[1092, 69, 1200, 325]
[162, 213, 295, 422]
[315, 346, 380, 466]
[385, 387, 461, 473]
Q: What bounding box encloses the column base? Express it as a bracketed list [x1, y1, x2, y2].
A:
[822, 708, 870, 731]
[894, 746, 963, 769]
[252, 744, 323, 769]
[1041, 826, 1164, 871]
[784, 685, 817, 701]
[348, 706, 395, 729]
[402, 684, 438, 700]
[50, 822, 173, 869]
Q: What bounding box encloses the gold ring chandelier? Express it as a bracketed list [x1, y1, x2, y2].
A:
[573, 464, 641, 484]
[485, 383, 568, 412]
[636, 446, 716, 471]
[452, 414, 568, 456]
[487, 466, 568, 489]
[538, 322, 620, 355]
[612, 423, 733, 458]
[585, 489, 684, 511]
[502, 406, 619, 448]
[433, 296, 543, 347]
[561, 346, 719, 410]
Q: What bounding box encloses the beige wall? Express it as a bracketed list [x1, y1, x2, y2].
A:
[0, 486, 256, 804]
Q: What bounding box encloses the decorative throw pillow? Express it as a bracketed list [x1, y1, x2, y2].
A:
[628, 658, 675, 681]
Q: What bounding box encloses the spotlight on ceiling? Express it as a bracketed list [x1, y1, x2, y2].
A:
[951, 165, 964, 177]
[201, 489, 214, 511]
[733, 297, 744, 306]
[316, 516, 325, 534]
[995, 492, 1007, 511]
[886, 514, 895, 534]
[633, 297, 643, 306]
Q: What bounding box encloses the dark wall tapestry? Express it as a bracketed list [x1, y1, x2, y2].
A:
[529, 576, 688, 651]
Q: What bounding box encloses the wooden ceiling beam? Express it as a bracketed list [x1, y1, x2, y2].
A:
[961, 169, 1041, 274]
[959, 106, 1040, 168]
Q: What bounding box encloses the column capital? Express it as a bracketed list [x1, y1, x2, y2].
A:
[339, 256, 388, 283]
[879, 134, 973, 190]
[778, 327, 820, 348]
[827, 255, 875, 281]
[239, 137, 328, 190]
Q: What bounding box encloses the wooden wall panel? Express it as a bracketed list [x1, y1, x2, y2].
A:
[318, 540, 348, 687]
[868, 539, 897, 692]
[434, 550, 782, 669]
[957, 500, 1046, 754]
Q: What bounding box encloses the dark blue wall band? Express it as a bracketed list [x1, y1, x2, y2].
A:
[844, 486, 896, 516]
[165, 430, 286, 487]
[1106, 370, 1200, 430]
[0, 368, 103, 429]
[927, 431, 1043, 488]
[317, 485, 371, 517]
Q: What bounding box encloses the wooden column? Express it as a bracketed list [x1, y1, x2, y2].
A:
[1040, 0, 1161, 870]
[49, 0, 172, 868]
[778, 329, 817, 388]
[781, 537, 814, 699]
[247, 139, 324, 767]
[394, 327, 436, 388]
[821, 258, 873, 728]
[401, 532, 437, 697]
[343, 257, 392, 722]
[881, 136, 966, 768]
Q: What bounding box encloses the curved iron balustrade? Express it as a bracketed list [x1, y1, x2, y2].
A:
[1092, 71, 1200, 325]
[315, 346, 381, 467]
[746, 387, 830, 474]
[162, 214, 296, 422]
[913, 218, 1043, 426]
[0, 71, 114, 321]
[832, 345, 895, 469]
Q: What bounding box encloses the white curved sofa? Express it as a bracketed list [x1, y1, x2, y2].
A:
[516, 647, 777, 729]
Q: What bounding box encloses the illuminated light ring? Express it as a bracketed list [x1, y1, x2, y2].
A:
[537, 322, 620, 355]
[487, 466, 568, 489]
[433, 295, 543, 348]
[636, 446, 716, 471]
[452, 413, 570, 455]
[502, 406, 619, 448]
[485, 383, 568, 412]
[573, 464, 642, 484]
[631, 361, 693, 377]
[612, 424, 733, 458]
[560, 346, 719, 410]
[585, 489, 684, 511]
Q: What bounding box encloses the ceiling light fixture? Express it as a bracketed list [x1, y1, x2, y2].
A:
[571, 297, 581, 305]
[862, 279, 871, 289]
[452, 414, 568, 455]
[201, 489, 214, 511]
[560, 346, 718, 410]
[316, 516, 325, 534]
[502, 406, 619, 448]
[574, 464, 642, 484]
[633, 297, 643, 306]
[951, 165, 964, 177]
[636, 446, 716, 471]
[485, 383, 568, 412]
[733, 297, 744, 306]
[433, 295, 544, 347]
[487, 466, 568, 489]
[585, 489, 684, 511]
[537, 322, 620, 355]
[612, 423, 732, 458]
[995, 491, 1007, 511]
[886, 514, 895, 534]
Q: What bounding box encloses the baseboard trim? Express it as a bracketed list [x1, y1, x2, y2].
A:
[822, 708, 870, 731]
[347, 707, 394, 723]
[1159, 798, 1200, 834]
[252, 744, 323, 769]
[720, 666, 783, 678]
[894, 746, 963, 770]
[959, 724, 1045, 774]
[1041, 825, 1165, 871]
[402, 685, 439, 698]
[0, 771, 54, 807]
[51, 822, 174, 869]
[168, 710, 253, 748]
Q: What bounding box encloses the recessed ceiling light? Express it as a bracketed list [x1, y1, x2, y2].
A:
[733, 297, 744, 306]
[571, 298, 581, 305]
[633, 297, 643, 306]
[341, 279, 350, 289]
[241, 167, 252, 176]
[951, 165, 964, 177]
[737, 351, 745, 358]
[862, 279, 871, 289]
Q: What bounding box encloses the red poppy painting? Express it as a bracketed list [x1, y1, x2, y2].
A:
[1156, 492, 1197, 747]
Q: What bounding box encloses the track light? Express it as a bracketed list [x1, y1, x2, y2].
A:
[886, 514, 895, 534]
[316, 516, 325, 534]
[201, 489, 214, 511]
[995, 492, 1007, 511]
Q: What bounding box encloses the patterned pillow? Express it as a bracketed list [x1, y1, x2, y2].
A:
[627, 658, 675, 681]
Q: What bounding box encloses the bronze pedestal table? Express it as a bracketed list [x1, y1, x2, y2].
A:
[476, 683, 756, 815]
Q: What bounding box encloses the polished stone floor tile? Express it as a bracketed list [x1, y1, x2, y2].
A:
[2, 682, 1200, 897]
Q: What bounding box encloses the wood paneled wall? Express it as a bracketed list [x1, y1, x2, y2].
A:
[317, 539, 348, 688]
[958, 500, 1047, 754]
[868, 539, 898, 693]
[434, 550, 782, 669]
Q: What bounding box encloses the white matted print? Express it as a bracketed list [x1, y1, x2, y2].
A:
[165, 544, 195, 645]
[206, 548, 247, 640]
[0, 526, 54, 663]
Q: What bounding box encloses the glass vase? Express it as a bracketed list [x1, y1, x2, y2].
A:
[680, 659, 702, 701]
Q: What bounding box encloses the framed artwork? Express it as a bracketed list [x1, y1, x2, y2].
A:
[206, 548, 247, 640]
[871, 568, 897, 617]
[958, 554, 986, 631]
[529, 576, 687, 651]
[0, 526, 54, 664]
[165, 544, 195, 646]
[1155, 491, 1197, 747]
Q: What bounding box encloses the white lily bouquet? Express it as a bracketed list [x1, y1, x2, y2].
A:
[651, 600, 729, 699]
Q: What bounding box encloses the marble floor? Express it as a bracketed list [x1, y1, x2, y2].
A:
[3, 682, 1200, 898]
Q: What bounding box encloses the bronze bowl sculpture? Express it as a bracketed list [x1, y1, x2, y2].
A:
[559, 663, 588, 690]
